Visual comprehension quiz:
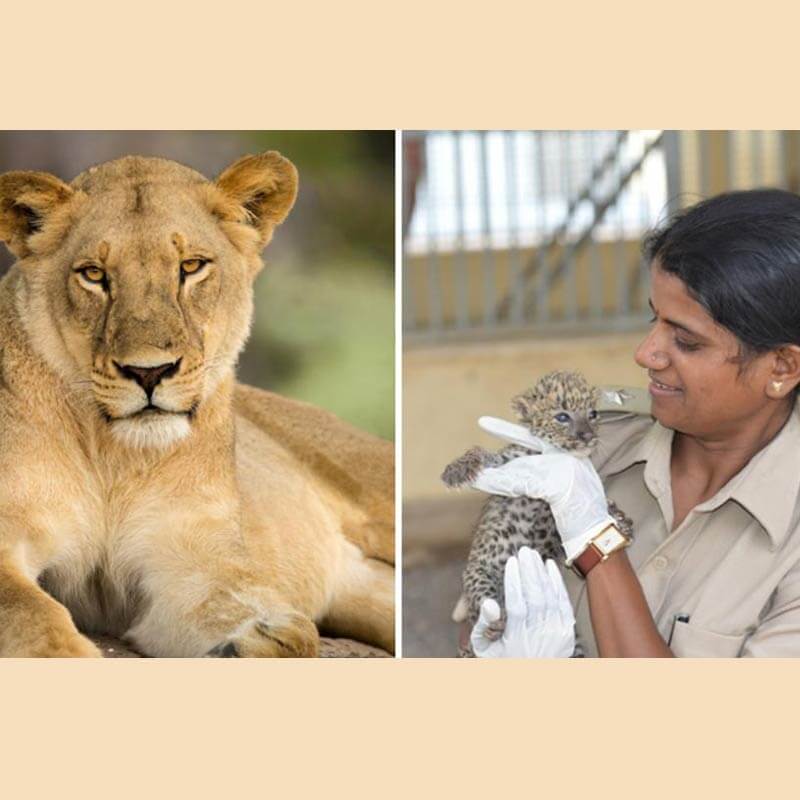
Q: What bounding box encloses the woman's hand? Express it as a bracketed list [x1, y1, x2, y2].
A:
[471, 547, 575, 658]
[470, 420, 616, 560]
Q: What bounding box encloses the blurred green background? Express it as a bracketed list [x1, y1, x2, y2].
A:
[0, 131, 394, 440]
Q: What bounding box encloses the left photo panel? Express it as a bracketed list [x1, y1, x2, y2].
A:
[0, 131, 395, 657]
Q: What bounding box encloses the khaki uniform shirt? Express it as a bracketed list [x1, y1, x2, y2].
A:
[564, 389, 800, 657]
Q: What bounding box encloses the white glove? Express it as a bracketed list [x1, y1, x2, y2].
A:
[477, 416, 564, 454]
[472, 416, 615, 561]
[471, 547, 575, 658]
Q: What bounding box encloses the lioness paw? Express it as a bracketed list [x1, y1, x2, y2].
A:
[205, 613, 319, 658]
[21, 630, 102, 658]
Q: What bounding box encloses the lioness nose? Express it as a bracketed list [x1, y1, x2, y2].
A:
[115, 359, 181, 397]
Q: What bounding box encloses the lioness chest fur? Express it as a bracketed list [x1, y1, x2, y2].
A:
[0, 153, 394, 657]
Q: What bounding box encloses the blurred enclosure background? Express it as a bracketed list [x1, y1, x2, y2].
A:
[403, 130, 799, 655]
[0, 132, 394, 440]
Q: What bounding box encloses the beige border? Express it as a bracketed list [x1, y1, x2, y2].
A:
[4, 1, 800, 794]
[0, 659, 796, 795]
[3, 2, 800, 128]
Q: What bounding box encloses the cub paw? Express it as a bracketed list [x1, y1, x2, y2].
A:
[441, 447, 490, 488]
[607, 499, 634, 538]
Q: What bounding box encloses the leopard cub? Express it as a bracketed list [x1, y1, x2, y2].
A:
[441, 370, 633, 657]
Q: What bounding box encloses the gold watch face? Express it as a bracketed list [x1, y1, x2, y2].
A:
[593, 525, 629, 555]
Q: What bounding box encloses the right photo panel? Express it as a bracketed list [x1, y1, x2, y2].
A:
[403, 130, 800, 657]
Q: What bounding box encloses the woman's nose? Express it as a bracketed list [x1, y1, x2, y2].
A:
[634, 327, 670, 371]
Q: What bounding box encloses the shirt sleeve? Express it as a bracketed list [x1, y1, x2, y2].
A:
[741, 564, 800, 657]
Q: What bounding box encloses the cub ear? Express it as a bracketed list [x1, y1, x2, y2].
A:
[0, 171, 73, 258]
[214, 151, 298, 248]
[511, 389, 537, 422]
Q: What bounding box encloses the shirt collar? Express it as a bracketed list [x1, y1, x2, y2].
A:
[601, 404, 800, 549]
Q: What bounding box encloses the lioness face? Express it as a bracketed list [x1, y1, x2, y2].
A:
[0, 153, 297, 449]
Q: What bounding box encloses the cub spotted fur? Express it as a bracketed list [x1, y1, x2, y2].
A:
[0, 152, 394, 657]
[442, 371, 632, 656]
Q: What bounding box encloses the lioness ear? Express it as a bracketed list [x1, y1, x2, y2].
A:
[0, 171, 74, 258]
[214, 151, 298, 249]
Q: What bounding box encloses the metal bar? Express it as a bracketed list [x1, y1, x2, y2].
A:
[452, 130, 469, 329]
[401, 133, 418, 331]
[562, 132, 578, 322]
[662, 130, 681, 214]
[534, 132, 550, 323]
[505, 131, 524, 325]
[751, 130, 763, 186]
[424, 137, 443, 332]
[700, 131, 712, 197]
[636, 134, 652, 312]
[778, 130, 789, 189]
[627, 131, 658, 311]
[722, 131, 732, 191]
[588, 132, 603, 319]
[402, 246, 417, 331]
[479, 131, 494, 327]
[614, 131, 628, 317]
[726, 130, 737, 189]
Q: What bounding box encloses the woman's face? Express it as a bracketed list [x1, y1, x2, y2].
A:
[634, 264, 774, 438]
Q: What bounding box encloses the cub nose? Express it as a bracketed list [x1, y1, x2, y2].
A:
[115, 359, 181, 397]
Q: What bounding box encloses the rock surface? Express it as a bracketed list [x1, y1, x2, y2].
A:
[91, 635, 390, 658]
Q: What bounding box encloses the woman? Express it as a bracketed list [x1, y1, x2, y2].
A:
[469, 189, 800, 657]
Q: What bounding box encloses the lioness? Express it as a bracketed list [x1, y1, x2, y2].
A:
[0, 152, 394, 657]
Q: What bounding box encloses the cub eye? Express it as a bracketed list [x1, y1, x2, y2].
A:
[77, 265, 107, 286]
[588, 409, 598, 420]
[554, 412, 570, 424]
[180, 258, 210, 280]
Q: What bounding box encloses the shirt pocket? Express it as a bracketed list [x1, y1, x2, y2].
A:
[669, 620, 746, 658]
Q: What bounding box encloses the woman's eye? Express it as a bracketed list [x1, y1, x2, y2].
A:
[555, 412, 570, 423]
[180, 258, 210, 279]
[675, 337, 700, 352]
[78, 266, 107, 285]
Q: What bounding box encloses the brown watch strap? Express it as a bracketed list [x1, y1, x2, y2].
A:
[572, 543, 603, 578]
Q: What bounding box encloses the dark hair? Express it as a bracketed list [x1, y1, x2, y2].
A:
[643, 189, 800, 357]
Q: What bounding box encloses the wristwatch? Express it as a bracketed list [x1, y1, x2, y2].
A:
[568, 523, 631, 578]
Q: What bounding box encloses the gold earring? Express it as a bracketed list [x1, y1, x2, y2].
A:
[772, 380, 784, 393]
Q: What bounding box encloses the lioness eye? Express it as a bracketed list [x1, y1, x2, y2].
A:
[78, 266, 107, 285]
[180, 258, 210, 279]
[588, 409, 598, 420]
[555, 412, 570, 423]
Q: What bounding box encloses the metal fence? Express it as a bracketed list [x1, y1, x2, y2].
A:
[403, 130, 792, 343]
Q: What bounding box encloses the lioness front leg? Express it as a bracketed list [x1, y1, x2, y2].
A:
[123, 535, 320, 658]
[0, 559, 100, 657]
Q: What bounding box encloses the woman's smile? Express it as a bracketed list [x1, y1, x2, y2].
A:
[648, 373, 683, 397]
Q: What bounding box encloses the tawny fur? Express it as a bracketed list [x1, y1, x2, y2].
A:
[442, 371, 632, 657]
[0, 152, 394, 658]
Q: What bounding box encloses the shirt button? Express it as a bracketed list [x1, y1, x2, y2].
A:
[652, 555, 669, 570]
